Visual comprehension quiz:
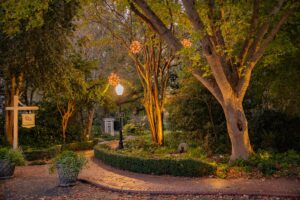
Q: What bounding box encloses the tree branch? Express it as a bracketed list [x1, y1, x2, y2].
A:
[238, 0, 260, 68]
[237, 6, 294, 100]
[245, 0, 287, 63]
[191, 69, 224, 105]
[182, 0, 232, 95]
[131, 0, 182, 51]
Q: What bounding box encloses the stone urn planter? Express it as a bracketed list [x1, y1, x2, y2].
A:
[50, 151, 87, 187]
[0, 148, 25, 179]
[0, 160, 15, 179]
[56, 164, 80, 186]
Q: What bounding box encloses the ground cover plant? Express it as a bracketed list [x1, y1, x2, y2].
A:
[0, 148, 25, 166]
[96, 133, 300, 178]
[0, 148, 26, 178]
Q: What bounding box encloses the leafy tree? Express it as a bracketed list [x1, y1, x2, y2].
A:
[0, 0, 81, 145]
[70, 54, 109, 140]
[46, 64, 86, 143]
[167, 68, 229, 153]
[129, 0, 299, 160]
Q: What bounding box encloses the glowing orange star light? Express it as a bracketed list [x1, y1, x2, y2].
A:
[108, 73, 120, 87]
[130, 40, 142, 54]
[181, 39, 192, 48]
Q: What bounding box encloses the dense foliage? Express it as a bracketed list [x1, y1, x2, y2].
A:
[0, 0, 299, 169]
[23, 140, 97, 161]
[0, 148, 25, 166]
[49, 150, 87, 174]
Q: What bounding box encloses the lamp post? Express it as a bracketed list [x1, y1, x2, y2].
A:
[115, 83, 124, 149]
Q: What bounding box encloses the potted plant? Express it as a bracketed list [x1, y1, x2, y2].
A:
[0, 148, 25, 179]
[49, 151, 87, 187]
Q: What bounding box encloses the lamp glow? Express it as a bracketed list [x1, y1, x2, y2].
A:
[115, 83, 124, 96]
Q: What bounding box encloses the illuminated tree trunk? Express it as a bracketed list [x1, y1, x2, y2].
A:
[83, 106, 95, 141]
[143, 89, 164, 145]
[131, 38, 172, 146]
[155, 106, 164, 145]
[58, 100, 75, 143]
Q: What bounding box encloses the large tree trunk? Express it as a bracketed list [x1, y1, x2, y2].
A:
[223, 99, 253, 160]
[84, 106, 95, 141]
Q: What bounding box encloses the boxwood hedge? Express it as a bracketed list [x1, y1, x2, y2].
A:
[24, 145, 62, 161]
[94, 145, 215, 177]
[24, 140, 98, 161]
[61, 140, 98, 151]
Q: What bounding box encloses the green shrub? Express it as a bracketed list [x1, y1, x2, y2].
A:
[123, 120, 145, 136]
[229, 150, 300, 176]
[0, 148, 25, 166]
[62, 140, 97, 151]
[275, 150, 300, 165]
[99, 134, 119, 141]
[23, 145, 62, 161]
[125, 137, 158, 152]
[94, 145, 215, 177]
[248, 110, 300, 152]
[49, 151, 87, 174]
[29, 161, 47, 165]
[257, 159, 276, 175]
[22, 140, 98, 161]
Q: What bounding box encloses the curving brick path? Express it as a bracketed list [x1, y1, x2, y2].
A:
[1, 150, 300, 199]
[78, 151, 300, 197]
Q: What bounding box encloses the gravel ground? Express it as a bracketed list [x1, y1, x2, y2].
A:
[1, 180, 297, 200]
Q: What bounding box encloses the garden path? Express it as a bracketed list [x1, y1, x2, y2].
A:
[79, 151, 300, 197]
[1, 150, 300, 199]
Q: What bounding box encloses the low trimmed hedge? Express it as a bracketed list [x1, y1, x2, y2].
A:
[94, 145, 215, 177]
[62, 140, 98, 151]
[24, 145, 62, 161]
[23, 140, 98, 161]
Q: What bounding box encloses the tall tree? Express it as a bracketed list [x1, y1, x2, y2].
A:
[128, 37, 174, 145]
[0, 0, 81, 145]
[85, 0, 176, 145]
[129, 0, 299, 160]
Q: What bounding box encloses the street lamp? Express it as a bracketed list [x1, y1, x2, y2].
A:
[115, 83, 124, 149]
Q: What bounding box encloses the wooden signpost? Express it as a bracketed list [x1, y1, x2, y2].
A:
[5, 95, 39, 149]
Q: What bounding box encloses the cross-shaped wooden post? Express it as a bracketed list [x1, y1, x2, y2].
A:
[6, 95, 39, 149]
